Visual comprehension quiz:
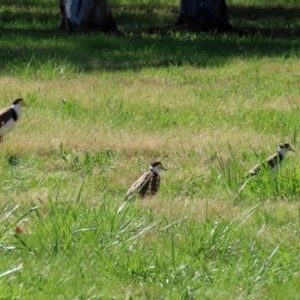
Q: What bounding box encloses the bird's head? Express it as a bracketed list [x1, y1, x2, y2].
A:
[278, 143, 295, 155]
[12, 98, 26, 107]
[150, 161, 167, 174]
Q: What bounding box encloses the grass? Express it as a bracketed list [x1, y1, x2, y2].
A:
[1, 0, 300, 298]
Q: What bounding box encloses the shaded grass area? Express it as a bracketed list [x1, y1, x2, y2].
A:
[229, 4, 300, 32]
[1, 1, 300, 74]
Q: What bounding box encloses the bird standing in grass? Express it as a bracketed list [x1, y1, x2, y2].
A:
[126, 161, 167, 199]
[0, 98, 26, 143]
[249, 143, 295, 176]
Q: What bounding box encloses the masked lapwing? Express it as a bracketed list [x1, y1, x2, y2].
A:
[126, 161, 167, 199]
[0, 98, 26, 143]
[249, 143, 295, 176]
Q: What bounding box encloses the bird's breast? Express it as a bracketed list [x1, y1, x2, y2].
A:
[0, 118, 17, 135]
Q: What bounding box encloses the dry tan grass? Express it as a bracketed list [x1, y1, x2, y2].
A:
[1, 63, 300, 219]
[140, 194, 240, 220]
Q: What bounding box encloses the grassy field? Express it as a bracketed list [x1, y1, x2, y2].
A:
[1, 0, 300, 298]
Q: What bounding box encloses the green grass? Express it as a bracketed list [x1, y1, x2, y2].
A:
[1, 0, 300, 298]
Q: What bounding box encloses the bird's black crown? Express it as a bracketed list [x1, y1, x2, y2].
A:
[151, 161, 163, 167]
[12, 98, 24, 105]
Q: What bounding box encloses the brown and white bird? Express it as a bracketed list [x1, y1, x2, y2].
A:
[249, 143, 295, 176]
[0, 98, 26, 143]
[126, 161, 167, 199]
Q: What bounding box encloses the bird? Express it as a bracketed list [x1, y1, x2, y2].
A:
[248, 143, 295, 176]
[0, 98, 26, 143]
[126, 161, 167, 199]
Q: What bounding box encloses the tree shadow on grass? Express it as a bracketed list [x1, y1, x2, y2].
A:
[0, 3, 300, 74]
[229, 5, 300, 38]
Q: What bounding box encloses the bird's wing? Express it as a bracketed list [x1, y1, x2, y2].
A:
[249, 163, 260, 175]
[0, 107, 12, 128]
[249, 152, 278, 175]
[126, 171, 152, 197]
[266, 153, 278, 168]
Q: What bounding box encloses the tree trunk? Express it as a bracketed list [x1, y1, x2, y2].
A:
[59, 0, 118, 32]
[177, 0, 232, 31]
